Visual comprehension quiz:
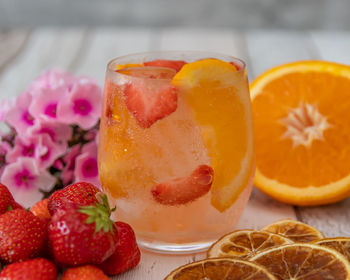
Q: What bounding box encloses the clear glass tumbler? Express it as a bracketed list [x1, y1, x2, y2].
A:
[98, 51, 255, 253]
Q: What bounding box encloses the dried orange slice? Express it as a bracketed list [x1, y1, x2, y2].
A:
[251, 61, 350, 206]
[164, 258, 277, 280]
[262, 219, 325, 242]
[207, 229, 292, 259]
[314, 237, 350, 261]
[172, 59, 255, 212]
[250, 243, 350, 280]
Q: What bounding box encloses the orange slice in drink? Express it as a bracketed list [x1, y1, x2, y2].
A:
[262, 219, 325, 243]
[164, 258, 277, 280]
[116, 63, 144, 70]
[250, 243, 350, 280]
[172, 59, 255, 212]
[251, 61, 350, 206]
[314, 237, 350, 262]
[207, 229, 292, 259]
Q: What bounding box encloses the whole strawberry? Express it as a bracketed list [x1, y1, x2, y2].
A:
[0, 183, 22, 214]
[99, 221, 141, 275]
[0, 209, 47, 263]
[30, 198, 51, 221]
[62, 265, 109, 280]
[47, 182, 101, 215]
[48, 195, 118, 266]
[0, 258, 57, 280]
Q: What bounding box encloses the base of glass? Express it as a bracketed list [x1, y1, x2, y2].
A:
[138, 239, 215, 254]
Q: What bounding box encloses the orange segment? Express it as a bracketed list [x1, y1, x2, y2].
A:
[173, 59, 255, 212]
[251, 60, 350, 206]
[250, 243, 350, 280]
[116, 63, 143, 70]
[164, 258, 277, 280]
[261, 219, 325, 242]
[207, 229, 292, 259]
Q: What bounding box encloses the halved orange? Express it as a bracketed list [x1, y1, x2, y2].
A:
[173, 59, 255, 212]
[314, 237, 350, 262]
[262, 219, 325, 242]
[207, 229, 292, 259]
[251, 60, 350, 206]
[250, 243, 350, 280]
[164, 258, 277, 280]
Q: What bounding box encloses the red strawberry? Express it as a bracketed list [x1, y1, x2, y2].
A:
[48, 195, 118, 266]
[30, 198, 51, 221]
[0, 183, 20, 214]
[0, 258, 57, 280]
[151, 164, 214, 205]
[47, 182, 101, 215]
[0, 209, 47, 263]
[124, 81, 178, 128]
[11, 201, 24, 210]
[62, 265, 109, 280]
[99, 221, 140, 275]
[144, 59, 187, 72]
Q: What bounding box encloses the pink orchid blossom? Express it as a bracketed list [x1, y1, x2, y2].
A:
[74, 142, 100, 187]
[57, 81, 102, 129]
[28, 121, 72, 148]
[6, 134, 66, 170]
[0, 141, 11, 177]
[0, 157, 56, 207]
[29, 87, 67, 122]
[61, 144, 81, 185]
[28, 69, 76, 94]
[5, 91, 36, 134]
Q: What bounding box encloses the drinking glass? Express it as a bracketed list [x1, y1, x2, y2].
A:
[98, 51, 255, 253]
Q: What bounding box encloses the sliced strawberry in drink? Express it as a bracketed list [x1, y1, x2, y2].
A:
[144, 60, 187, 72]
[124, 80, 178, 128]
[117, 66, 176, 80]
[229, 61, 241, 70]
[151, 165, 214, 205]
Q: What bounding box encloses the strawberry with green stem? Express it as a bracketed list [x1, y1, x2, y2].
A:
[48, 194, 118, 266]
[47, 182, 100, 215]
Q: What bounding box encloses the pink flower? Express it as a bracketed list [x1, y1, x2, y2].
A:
[0, 141, 11, 177]
[5, 91, 36, 134]
[0, 157, 56, 207]
[28, 69, 76, 94]
[0, 99, 15, 122]
[74, 142, 100, 187]
[84, 129, 98, 141]
[29, 87, 66, 122]
[57, 81, 102, 129]
[7, 134, 66, 170]
[61, 144, 81, 185]
[28, 121, 72, 148]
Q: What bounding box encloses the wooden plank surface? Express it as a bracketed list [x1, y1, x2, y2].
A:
[0, 28, 86, 100]
[292, 31, 350, 237]
[0, 29, 30, 78]
[0, 28, 350, 279]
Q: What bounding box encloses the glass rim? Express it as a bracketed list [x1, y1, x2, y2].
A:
[106, 50, 246, 82]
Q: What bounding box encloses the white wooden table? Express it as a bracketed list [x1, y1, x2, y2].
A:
[1, 27, 350, 279]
